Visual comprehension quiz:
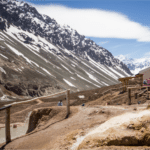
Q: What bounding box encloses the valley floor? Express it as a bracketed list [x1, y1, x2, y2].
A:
[0, 83, 150, 150]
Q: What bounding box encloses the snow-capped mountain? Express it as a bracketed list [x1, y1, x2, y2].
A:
[0, 0, 132, 96]
[116, 55, 150, 75]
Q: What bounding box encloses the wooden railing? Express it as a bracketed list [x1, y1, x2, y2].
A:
[2, 85, 148, 144]
[102, 86, 126, 100]
[1, 89, 70, 144]
[127, 86, 150, 105]
[102, 85, 144, 105]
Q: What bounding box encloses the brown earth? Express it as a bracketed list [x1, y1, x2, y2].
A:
[0, 106, 128, 150]
[78, 113, 150, 149]
[0, 83, 150, 150]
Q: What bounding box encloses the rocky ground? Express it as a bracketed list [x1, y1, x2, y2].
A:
[0, 82, 150, 150]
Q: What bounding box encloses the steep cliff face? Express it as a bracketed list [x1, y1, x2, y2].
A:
[0, 0, 132, 96]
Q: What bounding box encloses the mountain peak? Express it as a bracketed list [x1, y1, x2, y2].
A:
[116, 55, 150, 75]
[0, 0, 132, 96]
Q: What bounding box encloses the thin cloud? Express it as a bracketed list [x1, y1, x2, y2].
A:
[31, 4, 150, 42]
[134, 42, 149, 47]
[98, 41, 109, 45]
[143, 52, 150, 57]
[116, 49, 145, 60]
[110, 44, 125, 49]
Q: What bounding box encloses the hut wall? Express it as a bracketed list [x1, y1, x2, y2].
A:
[134, 75, 143, 85]
[143, 70, 150, 84]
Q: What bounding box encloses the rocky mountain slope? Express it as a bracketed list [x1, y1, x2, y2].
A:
[0, 0, 132, 97]
[116, 55, 150, 75]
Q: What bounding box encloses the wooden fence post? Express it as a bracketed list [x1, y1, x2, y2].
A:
[66, 90, 70, 117]
[5, 107, 11, 144]
[148, 87, 150, 100]
[125, 80, 127, 92]
[122, 81, 124, 92]
[147, 91, 150, 100]
[135, 93, 137, 99]
[141, 75, 143, 86]
[128, 88, 131, 105]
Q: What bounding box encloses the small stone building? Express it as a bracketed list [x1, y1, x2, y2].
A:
[139, 67, 150, 84]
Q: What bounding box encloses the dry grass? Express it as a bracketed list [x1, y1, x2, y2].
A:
[147, 105, 150, 109]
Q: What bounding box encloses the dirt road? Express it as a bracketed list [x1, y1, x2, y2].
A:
[1, 83, 150, 149]
[1, 102, 149, 150]
[0, 105, 128, 149]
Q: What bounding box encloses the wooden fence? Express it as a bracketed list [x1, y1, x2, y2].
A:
[127, 86, 150, 105]
[102, 85, 145, 105]
[1, 85, 148, 144]
[0, 89, 70, 144]
[102, 86, 126, 100]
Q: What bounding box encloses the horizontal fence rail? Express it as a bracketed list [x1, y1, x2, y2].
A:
[1, 90, 70, 145]
[5, 90, 67, 107]
[112, 88, 142, 102]
[112, 94, 127, 102]
[102, 86, 126, 97]
[0, 105, 11, 111]
[102, 86, 124, 101]
[1, 84, 148, 145]
[102, 85, 144, 104]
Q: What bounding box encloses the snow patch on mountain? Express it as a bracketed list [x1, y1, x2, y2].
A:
[84, 71, 102, 85]
[77, 74, 101, 88]
[108, 66, 124, 78]
[63, 79, 76, 87]
[70, 77, 76, 80]
[0, 0, 134, 94]
[41, 68, 56, 78]
[0, 54, 8, 59]
[6, 43, 32, 64]
[0, 67, 6, 74]
[116, 54, 150, 75]
[101, 81, 109, 86]
[61, 64, 74, 74]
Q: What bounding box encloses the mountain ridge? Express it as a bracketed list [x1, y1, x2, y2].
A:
[116, 54, 150, 75]
[0, 0, 132, 97]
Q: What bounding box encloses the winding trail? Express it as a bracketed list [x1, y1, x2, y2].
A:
[0, 104, 143, 150]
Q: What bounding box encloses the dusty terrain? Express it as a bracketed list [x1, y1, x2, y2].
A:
[0, 83, 150, 150]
